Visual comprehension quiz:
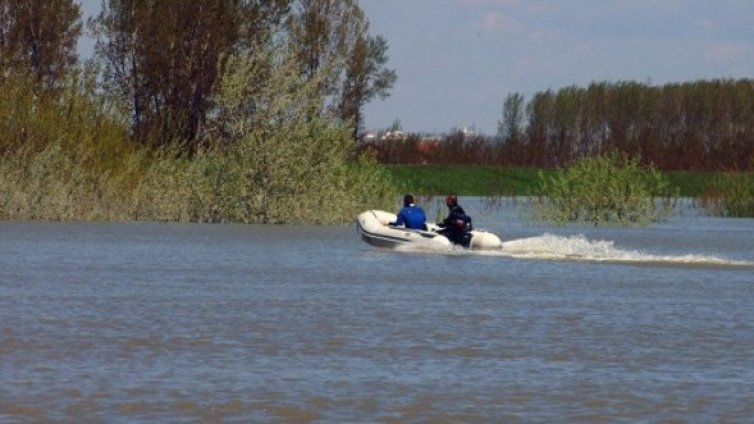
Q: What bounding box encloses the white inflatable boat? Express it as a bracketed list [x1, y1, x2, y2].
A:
[356, 210, 503, 250]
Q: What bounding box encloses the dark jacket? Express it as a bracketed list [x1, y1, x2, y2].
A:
[392, 204, 428, 230]
[438, 204, 473, 246]
[439, 205, 472, 231]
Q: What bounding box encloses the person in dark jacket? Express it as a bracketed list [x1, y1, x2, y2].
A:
[437, 195, 473, 247]
[390, 194, 428, 230]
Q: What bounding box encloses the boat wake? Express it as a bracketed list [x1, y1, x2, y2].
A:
[395, 233, 754, 268]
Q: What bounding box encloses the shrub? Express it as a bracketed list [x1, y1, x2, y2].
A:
[0, 59, 397, 224]
[697, 172, 754, 217]
[534, 153, 675, 226]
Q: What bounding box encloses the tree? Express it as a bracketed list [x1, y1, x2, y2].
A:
[0, 0, 82, 89]
[526, 90, 554, 167]
[287, 0, 395, 137]
[498, 92, 525, 142]
[338, 32, 396, 138]
[205, 44, 396, 223]
[497, 92, 525, 165]
[89, 0, 289, 150]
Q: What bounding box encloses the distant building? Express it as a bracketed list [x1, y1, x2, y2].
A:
[362, 131, 378, 142]
[383, 130, 408, 140]
[455, 125, 479, 138]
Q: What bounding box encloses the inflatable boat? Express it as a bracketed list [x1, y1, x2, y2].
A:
[356, 210, 503, 250]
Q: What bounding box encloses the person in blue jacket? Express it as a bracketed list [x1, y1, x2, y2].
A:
[390, 194, 428, 230]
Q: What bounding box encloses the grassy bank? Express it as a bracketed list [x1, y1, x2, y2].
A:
[385, 164, 717, 198]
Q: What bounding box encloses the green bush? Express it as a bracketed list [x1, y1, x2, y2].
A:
[698, 172, 754, 217]
[534, 153, 675, 226]
[0, 59, 397, 224]
[0, 70, 139, 221]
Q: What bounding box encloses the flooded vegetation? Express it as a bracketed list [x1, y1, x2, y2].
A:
[533, 153, 676, 226]
[1, 1, 398, 224]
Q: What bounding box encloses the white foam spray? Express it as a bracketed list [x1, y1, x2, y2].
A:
[396, 233, 754, 268]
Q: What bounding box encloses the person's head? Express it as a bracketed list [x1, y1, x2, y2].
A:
[445, 194, 457, 208]
[403, 194, 414, 207]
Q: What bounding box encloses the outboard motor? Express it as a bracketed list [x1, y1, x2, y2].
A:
[450, 214, 473, 248]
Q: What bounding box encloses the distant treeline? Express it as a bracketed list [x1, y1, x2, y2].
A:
[369, 80, 754, 171]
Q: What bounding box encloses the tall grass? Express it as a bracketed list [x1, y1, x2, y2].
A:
[0, 69, 140, 221]
[0, 125, 396, 225]
[0, 69, 397, 224]
[534, 153, 676, 226]
[697, 172, 754, 217]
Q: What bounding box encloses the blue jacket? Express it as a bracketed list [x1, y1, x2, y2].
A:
[393, 204, 427, 230]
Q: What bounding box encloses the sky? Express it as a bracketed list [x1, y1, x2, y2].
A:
[77, 0, 754, 135]
[359, 0, 754, 135]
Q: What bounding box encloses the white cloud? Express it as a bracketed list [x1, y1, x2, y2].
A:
[704, 42, 750, 62]
[356, 0, 754, 133]
[481, 11, 520, 32]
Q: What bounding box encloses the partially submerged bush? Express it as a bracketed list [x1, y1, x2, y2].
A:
[697, 172, 754, 217]
[534, 153, 675, 226]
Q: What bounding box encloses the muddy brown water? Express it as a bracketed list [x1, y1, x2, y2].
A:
[2, 199, 753, 422]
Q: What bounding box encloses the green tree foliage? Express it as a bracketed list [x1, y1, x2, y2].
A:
[497, 92, 525, 164]
[0, 69, 142, 220]
[0, 67, 129, 155]
[535, 153, 675, 226]
[89, 0, 240, 148]
[0, 45, 397, 223]
[88, 0, 290, 150]
[287, 0, 395, 137]
[0, 0, 82, 89]
[200, 43, 396, 223]
[698, 172, 754, 217]
[338, 33, 396, 138]
[89, 0, 393, 146]
[498, 92, 525, 141]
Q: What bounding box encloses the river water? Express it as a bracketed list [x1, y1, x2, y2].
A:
[1, 199, 753, 422]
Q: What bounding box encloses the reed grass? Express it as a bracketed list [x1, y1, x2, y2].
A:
[0, 69, 398, 224]
[0, 136, 396, 224]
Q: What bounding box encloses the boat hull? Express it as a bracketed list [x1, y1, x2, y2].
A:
[356, 210, 451, 248]
[356, 210, 503, 250]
